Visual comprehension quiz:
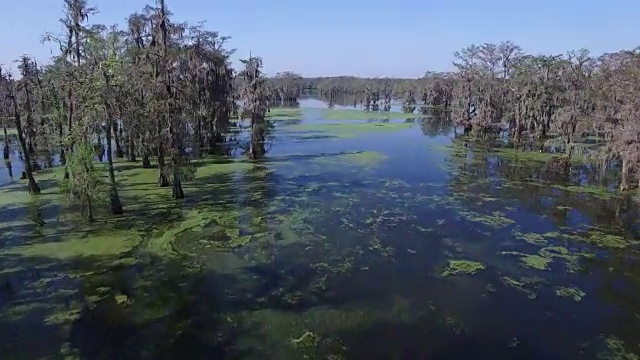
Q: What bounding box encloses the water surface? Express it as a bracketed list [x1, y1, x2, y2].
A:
[1, 100, 639, 359]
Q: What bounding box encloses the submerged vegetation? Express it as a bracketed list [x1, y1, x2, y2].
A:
[0, 1, 640, 359]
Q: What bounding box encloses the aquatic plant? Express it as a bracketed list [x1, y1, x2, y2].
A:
[290, 331, 321, 349]
[500, 276, 543, 299]
[513, 230, 548, 246]
[456, 209, 515, 229]
[442, 260, 486, 276]
[598, 336, 639, 360]
[555, 286, 586, 302]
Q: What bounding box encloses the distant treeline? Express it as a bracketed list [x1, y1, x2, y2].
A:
[267, 42, 640, 191]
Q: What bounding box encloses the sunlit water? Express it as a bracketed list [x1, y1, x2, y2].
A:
[1, 99, 639, 359]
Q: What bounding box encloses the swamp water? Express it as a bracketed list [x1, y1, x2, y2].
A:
[1, 99, 640, 359]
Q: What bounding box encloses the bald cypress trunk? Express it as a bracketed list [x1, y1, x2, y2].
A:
[11, 99, 40, 194]
[3, 124, 12, 178]
[620, 158, 631, 191]
[157, 124, 169, 187]
[141, 134, 152, 168]
[2, 124, 9, 161]
[113, 121, 124, 158]
[102, 77, 124, 214]
[127, 131, 136, 162]
[64, 88, 73, 180]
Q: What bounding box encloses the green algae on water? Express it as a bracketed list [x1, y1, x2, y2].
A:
[266, 107, 303, 121]
[555, 286, 586, 302]
[321, 108, 418, 120]
[598, 336, 639, 360]
[442, 260, 486, 276]
[3, 230, 141, 259]
[513, 230, 548, 246]
[512, 227, 628, 254]
[285, 122, 412, 137]
[291, 331, 321, 349]
[456, 209, 515, 229]
[550, 184, 617, 200]
[501, 243, 589, 273]
[500, 276, 542, 300]
[583, 230, 639, 249]
[539, 246, 586, 273]
[501, 251, 552, 271]
[313, 151, 388, 171]
[520, 254, 552, 270]
[490, 147, 557, 163]
[370, 236, 394, 257]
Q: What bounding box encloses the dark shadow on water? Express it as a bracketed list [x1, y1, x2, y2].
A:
[0, 251, 256, 360]
[333, 316, 549, 360]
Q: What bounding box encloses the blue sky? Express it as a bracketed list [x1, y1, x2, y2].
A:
[2, 0, 639, 77]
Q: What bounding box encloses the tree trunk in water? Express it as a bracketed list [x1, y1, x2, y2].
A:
[27, 138, 35, 161]
[2, 125, 9, 160]
[195, 117, 202, 157]
[172, 167, 184, 199]
[96, 132, 104, 162]
[64, 90, 73, 181]
[4, 125, 12, 178]
[86, 193, 94, 222]
[22, 79, 40, 173]
[5, 161, 13, 178]
[600, 159, 607, 187]
[157, 123, 169, 187]
[11, 109, 40, 194]
[113, 120, 124, 158]
[157, 149, 168, 186]
[142, 153, 152, 168]
[249, 119, 256, 159]
[512, 101, 522, 142]
[513, 113, 521, 143]
[58, 119, 66, 169]
[208, 117, 216, 154]
[249, 120, 266, 159]
[620, 158, 631, 191]
[141, 135, 152, 168]
[105, 114, 123, 215]
[565, 133, 574, 172]
[127, 133, 136, 162]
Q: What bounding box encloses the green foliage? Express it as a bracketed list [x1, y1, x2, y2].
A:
[61, 144, 106, 220]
